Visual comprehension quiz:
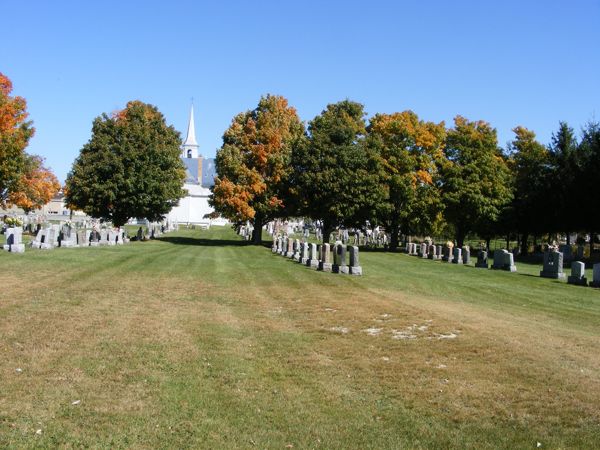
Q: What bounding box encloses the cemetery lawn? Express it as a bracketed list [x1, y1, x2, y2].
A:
[1, 228, 599, 449]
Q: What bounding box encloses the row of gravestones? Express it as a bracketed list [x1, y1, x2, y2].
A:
[539, 249, 600, 287]
[271, 235, 363, 275]
[405, 242, 517, 271]
[27, 225, 129, 250]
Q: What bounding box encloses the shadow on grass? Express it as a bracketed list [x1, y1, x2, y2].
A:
[157, 236, 249, 247]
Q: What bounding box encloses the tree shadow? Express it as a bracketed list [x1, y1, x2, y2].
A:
[157, 236, 250, 247]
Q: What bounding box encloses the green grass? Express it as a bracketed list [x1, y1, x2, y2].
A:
[1, 227, 599, 449]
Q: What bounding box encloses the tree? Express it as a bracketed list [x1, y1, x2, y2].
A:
[548, 122, 579, 242]
[290, 100, 381, 242]
[507, 126, 551, 254]
[8, 154, 60, 213]
[577, 121, 600, 255]
[211, 95, 305, 244]
[441, 116, 512, 247]
[368, 111, 446, 251]
[65, 100, 186, 226]
[0, 72, 35, 206]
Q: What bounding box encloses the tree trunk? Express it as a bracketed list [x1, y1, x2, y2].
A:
[251, 213, 264, 245]
[486, 238, 491, 251]
[566, 231, 571, 246]
[322, 220, 332, 245]
[520, 232, 529, 256]
[590, 230, 594, 256]
[506, 234, 510, 250]
[389, 219, 400, 252]
[455, 225, 465, 248]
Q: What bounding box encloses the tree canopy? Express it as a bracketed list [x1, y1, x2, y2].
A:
[211, 94, 305, 244]
[289, 100, 382, 242]
[441, 116, 513, 247]
[0, 72, 35, 207]
[8, 154, 60, 213]
[65, 100, 185, 226]
[368, 111, 446, 250]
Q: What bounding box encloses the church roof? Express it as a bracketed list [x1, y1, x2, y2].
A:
[183, 104, 198, 147]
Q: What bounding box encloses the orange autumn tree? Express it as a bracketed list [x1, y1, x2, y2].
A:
[9, 154, 60, 213]
[211, 95, 305, 244]
[0, 72, 35, 206]
[368, 111, 446, 251]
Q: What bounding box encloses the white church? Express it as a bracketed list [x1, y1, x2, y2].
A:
[166, 105, 218, 225]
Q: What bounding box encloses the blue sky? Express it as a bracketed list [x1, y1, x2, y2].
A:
[2, 0, 599, 182]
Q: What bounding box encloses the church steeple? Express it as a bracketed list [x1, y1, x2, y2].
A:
[182, 103, 199, 158]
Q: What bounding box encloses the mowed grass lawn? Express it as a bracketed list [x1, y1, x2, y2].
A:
[1, 227, 599, 449]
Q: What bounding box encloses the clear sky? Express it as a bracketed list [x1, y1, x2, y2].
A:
[2, 0, 599, 182]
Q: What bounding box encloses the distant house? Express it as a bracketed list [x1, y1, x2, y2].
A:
[166, 105, 217, 225]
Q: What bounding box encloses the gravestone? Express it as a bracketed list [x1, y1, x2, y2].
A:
[136, 227, 143, 241]
[491, 249, 506, 270]
[475, 250, 488, 268]
[348, 246, 362, 275]
[567, 261, 587, 286]
[281, 237, 288, 256]
[272, 237, 278, 253]
[590, 263, 600, 288]
[300, 242, 309, 264]
[77, 230, 88, 247]
[405, 242, 411, 254]
[435, 245, 442, 260]
[462, 248, 471, 265]
[540, 250, 565, 279]
[452, 247, 462, 264]
[286, 237, 294, 258]
[318, 243, 333, 272]
[333, 244, 349, 274]
[503, 251, 517, 272]
[99, 230, 109, 246]
[411, 243, 419, 256]
[108, 229, 118, 246]
[3, 227, 25, 253]
[31, 228, 44, 248]
[41, 228, 56, 249]
[420, 243, 428, 259]
[427, 244, 436, 260]
[442, 246, 453, 263]
[293, 239, 301, 261]
[307, 243, 319, 268]
[559, 244, 573, 262]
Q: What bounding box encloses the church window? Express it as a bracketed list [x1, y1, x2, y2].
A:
[187, 149, 192, 158]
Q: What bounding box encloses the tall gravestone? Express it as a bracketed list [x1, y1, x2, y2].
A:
[307, 243, 319, 268]
[540, 250, 565, 279]
[3, 227, 25, 253]
[319, 243, 333, 272]
[567, 261, 587, 286]
[286, 238, 294, 258]
[452, 247, 462, 264]
[462, 248, 470, 265]
[420, 243, 428, 259]
[590, 263, 600, 288]
[300, 242, 309, 264]
[427, 244, 436, 260]
[333, 244, 349, 274]
[293, 239, 301, 261]
[348, 246, 362, 275]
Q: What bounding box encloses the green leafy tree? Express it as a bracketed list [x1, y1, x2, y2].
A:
[290, 100, 381, 242]
[0, 72, 35, 206]
[211, 95, 305, 244]
[441, 116, 512, 247]
[65, 101, 185, 226]
[507, 126, 551, 254]
[368, 111, 446, 251]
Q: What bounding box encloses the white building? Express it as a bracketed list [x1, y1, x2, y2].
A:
[167, 105, 218, 225]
